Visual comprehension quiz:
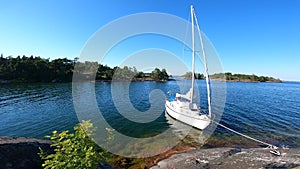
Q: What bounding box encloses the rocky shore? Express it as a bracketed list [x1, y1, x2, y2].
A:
[151, 147, 300, 169]
[1, 136, 299, 169]
[0, 137, 52, 169]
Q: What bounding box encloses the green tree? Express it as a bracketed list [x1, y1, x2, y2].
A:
[225, 72, 232, 80]
[161, 68, 169, 81]
[150, 68, 169, 81]
[39, 121, 105, 169]
[182, 72, 203, 79]
[150, 68, 161, 81]
[135, 72, 145, 78]
[113, 66, 137, 81]
[195, 73, 204, 79]
[49, 58, 74, 82]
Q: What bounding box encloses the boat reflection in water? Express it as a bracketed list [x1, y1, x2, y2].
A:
[165, 112, 208, 146]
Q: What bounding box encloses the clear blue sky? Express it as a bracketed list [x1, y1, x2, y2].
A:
[1, 0, 299, 81]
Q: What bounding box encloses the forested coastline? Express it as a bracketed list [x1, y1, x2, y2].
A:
[181, 72, 282, 82]
[181, 72, 204, 79]
[0, 54, 281, 83]
[210, 72, 282, 82]
[0, 55, 169, 83]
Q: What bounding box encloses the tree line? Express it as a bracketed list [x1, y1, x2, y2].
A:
[0, 54, 169, 83]
[181, 71, 281, 82]
[181, 72, 204, 79]
[210, 72, 281, 82]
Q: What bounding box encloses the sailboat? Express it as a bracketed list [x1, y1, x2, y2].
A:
[165, 5, 212, 130]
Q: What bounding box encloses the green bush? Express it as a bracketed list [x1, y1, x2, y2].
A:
[39, 121, 104, 169]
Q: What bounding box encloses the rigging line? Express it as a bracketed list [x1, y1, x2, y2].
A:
[211, 119, 278, 149]
[193, 8, 212, 118]
[184, 48, 205, 66]
[182, 12, 191, 64]
[184, 48, 202, 52]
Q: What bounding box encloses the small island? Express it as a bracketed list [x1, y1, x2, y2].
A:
[181, 72, 282, 82]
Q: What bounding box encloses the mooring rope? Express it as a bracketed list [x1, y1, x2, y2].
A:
[211, 119, 281, 155]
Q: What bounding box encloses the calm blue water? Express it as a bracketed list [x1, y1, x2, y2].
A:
[0, 81, 299, 147]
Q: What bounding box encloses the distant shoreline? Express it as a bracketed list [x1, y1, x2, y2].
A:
[180, 72, 283, 83]
[210, 78, 282, 83]
[0, 78, 288, 84]
[177, 77, 283, 83]
[94, 78, 174, 83]
[0, 78, 176, 84]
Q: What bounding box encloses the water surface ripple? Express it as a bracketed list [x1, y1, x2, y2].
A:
[0, 81, 299, 148]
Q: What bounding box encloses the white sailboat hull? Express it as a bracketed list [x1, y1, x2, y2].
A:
[165, 100, 211, 130]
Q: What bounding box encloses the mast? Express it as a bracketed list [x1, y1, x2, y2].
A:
[190, 5, 195, 103]
[193, 7, 212, 117]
